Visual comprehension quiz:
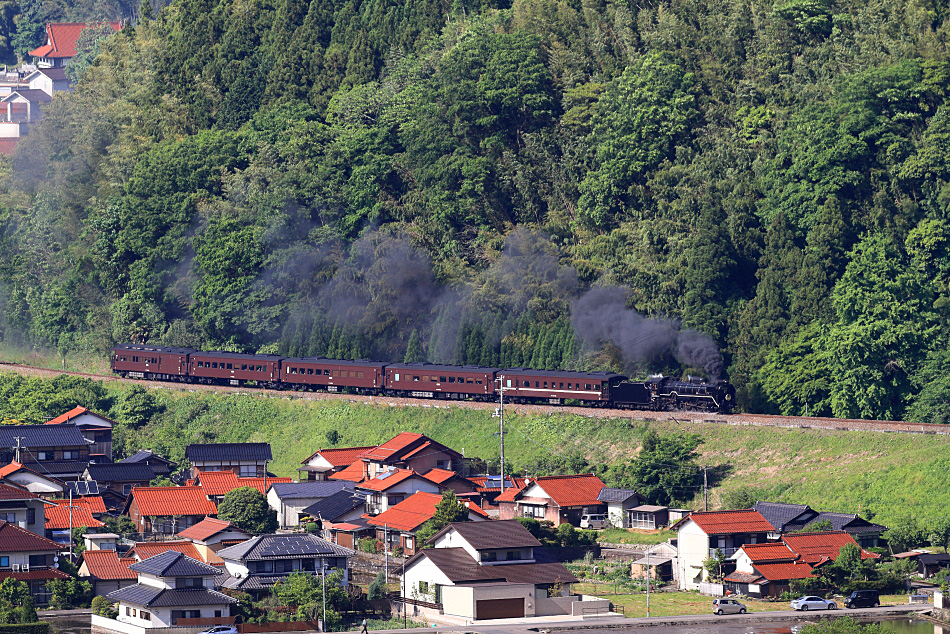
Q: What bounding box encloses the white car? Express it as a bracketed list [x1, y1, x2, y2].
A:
[580, 514, 607, 529]
[197, 627, 238, 634]
[790, 596, 837, 611]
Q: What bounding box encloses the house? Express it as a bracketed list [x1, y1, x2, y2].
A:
[46, 406, 116, 458]
[673, 509, 776, 590]
[266, 481, 355, 528]
[29, 22, 123, 68]
[631, 541, 678, 583]
[106, 551, 237, 628]
[894, 550, 950, 578]
[0, 520, 71, 604]
[399, 520, 599, 622]
[0, 461, 68, 496]
[0, 423, 91, 480]
[356, 432, 465, 480]
[753, 501, 888, 548]
[120, 451, 177, 480]
[84, 462, 155, 496]
[45, 498, 105, 545]
[421, 469, 478, 496]
[366, 491, 489, 556]
[595, 488, 647, 528]
[725, 531, 880, 597]
[217, 534, 354, 599]
[303, 489, 369, 548]
[79, 549, 137, 595]
[84, 532, 120, 551]
[177, 518, 252, 558]
[357, 468, 442, 515]
[185, 443, 272, 478]
[0, 481, 51, 536]
[497, 474, 606, 527]
[124, 486, 217, 534]
[298, 446, 375, 481]
[128, 541, 207, 564]
[627, 505, 670, 531]
[193, 471, 292, 503]
[23, 68, 70, 96]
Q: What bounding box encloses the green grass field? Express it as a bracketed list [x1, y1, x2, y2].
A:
[597, 529, 676, 545]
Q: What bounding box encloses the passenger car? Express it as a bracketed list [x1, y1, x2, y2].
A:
[790, 596, 837, 610]
[580, 514, 607, 529]
[197, 627, 238, 634]
[844, 590, 880, 608]
[712, 598, 747, 615]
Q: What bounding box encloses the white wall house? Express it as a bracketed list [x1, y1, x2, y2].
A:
[266, 481, 354, 527]
[357, 468, 442, 515]
[673, 509, 775, 590]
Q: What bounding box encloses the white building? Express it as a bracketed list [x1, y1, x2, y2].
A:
[265, 481, 354, 527]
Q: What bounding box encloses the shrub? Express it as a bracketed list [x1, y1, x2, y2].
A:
[91, 596, 118, 618]
[305, 522, 319, 534]
[368, 572, 387, 600]
[358, 537, 378, 554]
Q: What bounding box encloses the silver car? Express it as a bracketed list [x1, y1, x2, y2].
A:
[713, 598, 747, 615]
[790, 596, 837, 611]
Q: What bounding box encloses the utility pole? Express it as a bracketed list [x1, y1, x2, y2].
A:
[703, 467, 708, 512]
[493, 376, 507, 496]
[69, 488, 74, 562]
[645, 557, 651, 618]
[384, 524, 389, 583]
[13, 436, 25, 463]
[321, 563, 327, 632]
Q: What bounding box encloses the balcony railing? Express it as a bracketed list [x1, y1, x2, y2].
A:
[709, 547, 738, 557]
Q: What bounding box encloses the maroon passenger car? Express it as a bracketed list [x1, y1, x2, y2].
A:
[188, 351, 283, 386]
[281, 357, 387, 393]
[498, 368, 628, 405]
[111, 344, 193, 380]
[384, 363, 499, 400]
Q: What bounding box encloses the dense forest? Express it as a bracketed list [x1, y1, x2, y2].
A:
[1, 0, 950, 422]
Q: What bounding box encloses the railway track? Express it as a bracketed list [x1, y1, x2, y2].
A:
[3, 360, 949, 436]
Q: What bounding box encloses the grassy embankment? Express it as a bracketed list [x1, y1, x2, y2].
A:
[97, 381, 950, 528]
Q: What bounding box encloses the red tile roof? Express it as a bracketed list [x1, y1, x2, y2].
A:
[753, 561, 817, 581]
[422, 468, 458, 485]
[50, 496, 107, 514]
[529, 474, 606, 507]
[367, 492, 488, 532]
[196, 471, 292, 496]
[358, 468, 423, 492]
[81, 550, 137, 580]
[45, 503, 105, 530]
[739, 542, 796, 562]
[685, 509, 774, 534]
[46, 406, 117, 427]
[468, 476, 527, 493]
[130, 486, 217, 516]
[0, 569, 70, 582]
[177, 517, 248, 542]
[781, 531, 880, 564]
[359, 432, 424, 461]
[0, 519, 62, 551]
[0, 481, 39, 500]
[301, 446, 376, 467]
[130, 540, 203, 562]
[495, 483, 525, 503]
[328, 462, 366, 483]
[29, 22, 122, 59]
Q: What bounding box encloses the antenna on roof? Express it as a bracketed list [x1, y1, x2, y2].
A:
[13, 436, 25, 463]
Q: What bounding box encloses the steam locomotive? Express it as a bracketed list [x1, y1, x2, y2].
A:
[110, 344, 736, 413]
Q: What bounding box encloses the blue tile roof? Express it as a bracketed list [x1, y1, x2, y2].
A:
[129, 550, 222, 577]
[107, 585, 237, 607]
[269, 481, 353, 499]
[303, 490, 365, 522]
[0, 424, 88, 449]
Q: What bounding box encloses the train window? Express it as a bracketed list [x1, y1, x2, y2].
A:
[476, 380, 482, 384]
[440, 376, 446, 382]
[413, 376, 420, 381]
[241, 364, 248, 371]
[535, 381, 539, 388]
[132, 356, 139, 362]
[559, 382, 564, 389]
[543, 382, 548, 388]
[448, 377, 455, 383]
[567, 383, 572, 389]
[256, 365, 262, 372]
[227, 363, 233, 369]
[212, 362, 218, 368]
[466, 379, 473, 384]
[324, 369, 330, 375]
[394, 373, 400, 381]
[523, 381, 529, 387]
[358, 372, 364, 378]
[458, 376, 464, 383]
[585, 384, 591, 390]
[307, 368, 313, 375]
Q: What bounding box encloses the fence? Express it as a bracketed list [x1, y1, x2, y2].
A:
[175, 618, 237, 627]
[238, 622, 322, 632]
[699, 582, 725, 596]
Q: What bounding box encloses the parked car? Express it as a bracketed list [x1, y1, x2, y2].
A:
[790, 596, 837, 611]
[713, 598, 747, 615]
[580, 514, 607, 529]
[845, 590, 880, 608]
[197, 627, 238, 634]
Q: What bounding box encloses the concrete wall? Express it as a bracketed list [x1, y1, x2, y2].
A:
[93, 613, 207, 634]
[534, 596, 576, 616]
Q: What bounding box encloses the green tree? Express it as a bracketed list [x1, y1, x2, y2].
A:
[885, 517, 928, 552]
[415, 490, 470, 546]
[65, 24, 119, 83]
[46, 577, 92, 609]
[367, 571, 386, 600]
[216, 486, 278, 534]
[91, 596, 118, 618]
[272, 571, 347, 626]
[404, 330, 424, 363]
[606, 431, 702, 506]
[798, 617, 901, 634]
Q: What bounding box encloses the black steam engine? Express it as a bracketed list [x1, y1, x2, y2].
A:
[111, 344, 735, 413]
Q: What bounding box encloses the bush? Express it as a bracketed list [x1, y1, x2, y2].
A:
[305, 522, 319, 534]
[358, 537, 379, 554]
[368, 572, 386, 600]
[0, 623, 50, 634]
[557, 523, 579, 547]
[391, 545, 403, 557]
[91, 596, 118, 618]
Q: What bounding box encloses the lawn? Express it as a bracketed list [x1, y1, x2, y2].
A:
[572, 586, 790, 618]
[598, 528, 675, 546]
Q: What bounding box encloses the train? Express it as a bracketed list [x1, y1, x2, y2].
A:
[110, 344, 736, 413]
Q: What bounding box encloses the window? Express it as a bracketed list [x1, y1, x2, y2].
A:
[324, 369, 331, 375]
[448, 377, 455, 383]
[522, 504, 545, 518]
[126, 607, 132, 616]
[481, 551, 497, 562]
[418, 581, 429, 594]
[585, 384, 591, 390]
[27, 508, 35, 525]
[357, 371, 364, 378]
[132, 356, 139, 363]
[241, 364, 248, 371]
[176, 577, 204, 589]
[302, 558, 315, 571]
[506, 550, 522, 561]
[535, 381, 540, 388]
[29, 555, 46, 567]
[140, 612, 151, 622]
[0, 556, 8, 567]
[239, 465, 257, 477]
[440, 376, 446, 383]
[37, 451, 53, 461]
[394, 373, 400, 381]
[212, 362, 219, 369]
[543, 381, 548, 388]
[523, 380, 529, 387]
[387, 494, 404, 506]
[62, 450, 78, 460]
[308, 368, 314, 375]
[0, 512, 15, 522]
[123, 484, 133, 495]
[413, 376, 420, 381]
[254, 561, 274, 573]
[226, 363, 233, 369]
[132, 609, 137, 617]
[405, 536, 413, 550]
[436, 460, 448, 470]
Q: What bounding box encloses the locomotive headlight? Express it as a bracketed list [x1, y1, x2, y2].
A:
[725, 394, 732, 400]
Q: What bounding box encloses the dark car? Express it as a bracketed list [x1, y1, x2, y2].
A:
[845, 590, 880, 608]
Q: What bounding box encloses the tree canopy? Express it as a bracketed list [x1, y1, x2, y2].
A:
[216, 486, 278, 534]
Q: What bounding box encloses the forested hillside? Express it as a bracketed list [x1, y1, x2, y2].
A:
[2, 0, 950, 421]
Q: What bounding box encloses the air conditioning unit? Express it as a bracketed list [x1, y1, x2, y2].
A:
[22, 564, 29, 572]
[11, 564, 20, 571]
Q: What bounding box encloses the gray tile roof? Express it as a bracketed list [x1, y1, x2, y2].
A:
[186, 443, 272, 462]
[808, 512, 887, 534]
[107, 585, 237, 607]
[121, 450, 175, 465]
[269, 481, 353, 500]
[86, 462, 155, 483]
[21, 460, 89, 475]
[429, 520, 541, 549]
[303, 490, 365, 522]
[221, 574, 288, 591]
[753, 501, 814, 531]
[216, 534, 354, 561]
[597, 488, 643, 503]
[130, 550, 222, 577]
[0, 424, 88, 449]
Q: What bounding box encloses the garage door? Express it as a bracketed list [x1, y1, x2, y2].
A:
[476, 598, 524, 620]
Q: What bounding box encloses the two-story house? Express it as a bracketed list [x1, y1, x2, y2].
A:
[217, 534, 354, 600]
[0, 461, 68, 496]
[79, 549, 138, 595]
[106, 551, 237, 628]
[194, 471, 291, 504]
[0, 519, 71, 604]
[0, 481, 51, 536]
[84, 462, 156, 497]
[753, 501, 888, 548]
[45, 406, 115, 459]
[303, 489, 370, 548]
[29, 22, 123, 68]
[298, 446, 375, 481]
[124, 486, 217, 534]
[367, 492, 488, 556]
[266, 481, 354, 528]
[497, 474, 606, 527]
[319, 432, 466, 484]
[45, 498, 105, 545]
[673, 509, 776, 590]
[400, 520, 599, 622]
[186, 443, 272, 478]
[356, 468, 442, 515]
[0, 423, 91, 480]
[119, 451, 177, 480]
[177, 517, 252, 557]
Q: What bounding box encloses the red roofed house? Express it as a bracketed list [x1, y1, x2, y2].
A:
[127, 540, 209, 564]
[367, 492, 488, 556]
[725, 531, 880, 597]
[79, 549, 137, 595]
[673, 509, 777, 590]
[178, 517, 252, 559]
[124, 487, 217, 534]
[29, 22, 123, 68]
[46, 406, 116, 458]
[0, 519, 71, 604]
[193, 471, 292, 503]
[0, 461, 68, 496]
[421, 468, 478, 495]
[298, 446, 375, 481]
[496, 474, 606, 527]
[356, 468, 442, 515]
[45, 499, 105, 545]
[0, 481, 52, 537]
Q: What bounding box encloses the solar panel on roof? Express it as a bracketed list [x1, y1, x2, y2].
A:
[68, 481, 100, 496]
[377, 469, 397, 480]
